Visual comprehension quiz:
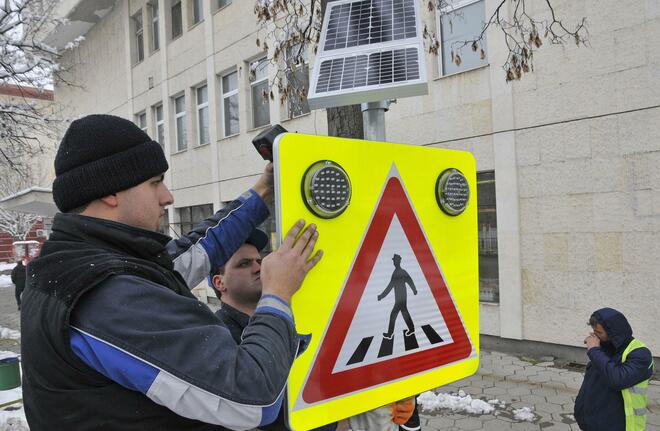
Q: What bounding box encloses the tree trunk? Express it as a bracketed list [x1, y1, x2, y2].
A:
[326, 105, 363, 139]
[322, 0, 363, 139]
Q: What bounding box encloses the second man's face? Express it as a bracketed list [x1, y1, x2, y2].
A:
[220, 244, 263, 306]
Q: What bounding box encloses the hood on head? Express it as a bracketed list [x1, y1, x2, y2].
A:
[592, 307, 633, 350]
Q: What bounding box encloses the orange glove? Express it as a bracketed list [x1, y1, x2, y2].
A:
[390, 396, 415, 425]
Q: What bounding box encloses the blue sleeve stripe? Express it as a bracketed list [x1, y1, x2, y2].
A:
[259, 391, 284, 426]
[256, 295, 293, 322]
[198, 191, 269, 267]
[255, 306, 293, 323]
[198, 203, 246, 266]
[69, 327, 158, 394]
[261, 294, 290, 308]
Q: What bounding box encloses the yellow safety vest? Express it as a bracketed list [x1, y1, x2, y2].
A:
[621, 339, 654, 431]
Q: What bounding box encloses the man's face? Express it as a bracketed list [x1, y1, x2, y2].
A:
[214, 244, 263, 307]
[592, 323, 609, 342]
[116, 174, 174, 231]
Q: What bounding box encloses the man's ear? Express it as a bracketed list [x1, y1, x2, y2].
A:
[99, 194, 119, 208]
[212, 275, 226, 292]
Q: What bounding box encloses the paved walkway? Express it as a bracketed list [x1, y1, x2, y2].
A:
[1, 285, 657, 430]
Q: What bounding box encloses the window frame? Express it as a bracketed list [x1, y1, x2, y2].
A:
[213, 0, 232, 12]
[285, 44, 311, 119]
[195, 84, 210, 146]
[150, 2, 160, 52]
[435, 0, 488, 77]
[476, 170, 499, 303]
[132, 10, 144, 64]
[173, 94, 187, 152]
[153, 103, 165, 147]
[220, 70, 239, 137]
[175, 204, 214, 236]
[249, 57, 270, 129]
[171, 0, 183, 40]
[191, 0, 204, 25]
[135, 111, 147, 132]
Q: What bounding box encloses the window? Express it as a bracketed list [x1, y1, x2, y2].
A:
[135, 112, 147, 132]
[221, 71, 239, 136]
[250, 57, 270, 128]
[132, 10, 144, 63]
[175, 204, 213, 236]
[173, 94, 187, 151]
[171, 0, 182, 39]
[196, 85, 210, 145]
[150, 2, 160, 51]
[438, 0, 488, 76]
[286, 45, 310, 118]
[153, 104, 165, 147]
[192, 0, 203, 24]
[215, 0, 231, 10]
[477, 171, 499, 302]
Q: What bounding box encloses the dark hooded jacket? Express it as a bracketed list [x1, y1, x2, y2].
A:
[574, 308, 654, 431]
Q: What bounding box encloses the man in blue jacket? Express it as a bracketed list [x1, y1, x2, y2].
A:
[21, 114, 322, 430]
[574, 307, 654, 431]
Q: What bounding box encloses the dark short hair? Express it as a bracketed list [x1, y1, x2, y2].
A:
[588, 314, 602, 328]
[210, 265, 225, 277]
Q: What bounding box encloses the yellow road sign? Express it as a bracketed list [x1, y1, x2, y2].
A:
[274, 133, 479, 430]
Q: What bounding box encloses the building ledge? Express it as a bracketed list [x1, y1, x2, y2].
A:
[0, 187, 57, 217]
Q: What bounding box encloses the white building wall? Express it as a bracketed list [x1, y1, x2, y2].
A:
[54, 0, 660, 353]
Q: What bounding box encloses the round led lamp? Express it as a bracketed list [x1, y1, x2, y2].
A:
[436, 168, 470, 216]
[302, 160, 351, 219]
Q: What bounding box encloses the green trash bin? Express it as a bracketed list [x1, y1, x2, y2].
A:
[0, 356, 21, 390]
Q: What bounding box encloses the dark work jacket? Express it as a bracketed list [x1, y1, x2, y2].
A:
[574, 308, 654, 431]
[21, 214, 223, 431]
[216, 302, 289, 431]
[21, 206, 295, 430]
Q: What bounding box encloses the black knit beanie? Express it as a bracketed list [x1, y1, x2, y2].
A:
[52, 114, 169, 212]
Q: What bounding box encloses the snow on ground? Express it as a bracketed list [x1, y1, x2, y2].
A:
[418, 390, 496, 415]
[0, 352, 26, 431]
[0, 328, 19, 341]
[0, 263, 16, 272]
[418, 390, 536, 422]
[513, 407, 536, 421]
[0, 276, 11, 289]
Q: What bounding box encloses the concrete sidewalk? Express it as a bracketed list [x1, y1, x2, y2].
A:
[418, 351, 659, 430]
[1, 287, 657, 430]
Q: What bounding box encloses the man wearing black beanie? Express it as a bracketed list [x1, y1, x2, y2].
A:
[20, 114, 323, 431]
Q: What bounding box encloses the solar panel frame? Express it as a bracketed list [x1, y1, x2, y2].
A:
[308, 0, 428, 110]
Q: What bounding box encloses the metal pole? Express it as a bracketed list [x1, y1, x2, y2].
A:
[361, 100, 391, 141]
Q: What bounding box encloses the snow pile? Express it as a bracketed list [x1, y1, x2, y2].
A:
[0, 387, 27, 431]
[0, 328, 20, 340]
[0, 276, 11, 288]
[513, 407, 536, 421]
[417, 390, 496, 415]
[0, 263, 16, 272]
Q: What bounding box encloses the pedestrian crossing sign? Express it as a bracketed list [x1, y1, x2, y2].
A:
[274, 133, 479, 430]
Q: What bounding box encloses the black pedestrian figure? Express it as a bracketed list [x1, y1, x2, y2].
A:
[377, 254, 417, 340]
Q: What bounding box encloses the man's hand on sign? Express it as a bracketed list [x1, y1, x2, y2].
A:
[253, 163, 274, 203]
[260, 220, 322, 304]
[390, 396, 415, 425]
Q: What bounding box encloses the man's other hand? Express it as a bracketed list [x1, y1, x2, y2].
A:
[253, 163, 274, 203]
[584, 333, 601, 350]
[390, 396, 415, 425]
[260, 220, 322, 304]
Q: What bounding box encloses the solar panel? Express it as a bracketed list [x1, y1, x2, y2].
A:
[323, 0, 417, 51]
[308, 0, 427, 110]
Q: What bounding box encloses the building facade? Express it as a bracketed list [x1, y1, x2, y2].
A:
[49, 0, 660, 355]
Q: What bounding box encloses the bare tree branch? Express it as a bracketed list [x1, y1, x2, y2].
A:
[0, 0, 79, 172]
